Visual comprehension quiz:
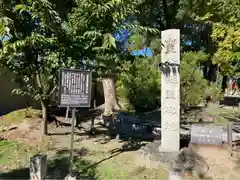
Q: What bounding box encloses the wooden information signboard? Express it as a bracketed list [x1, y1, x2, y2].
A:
[58, 68, 92, 177]
[58, 68, 92, 107]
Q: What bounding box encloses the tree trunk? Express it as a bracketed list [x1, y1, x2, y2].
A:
[222, 75, 228, 92]
[207, 64, 218, 83]
[162, 0, 171, 29]
[102, 77, 121, 113]
[40, 99, 48, 135]
[203, 65, 208, 79]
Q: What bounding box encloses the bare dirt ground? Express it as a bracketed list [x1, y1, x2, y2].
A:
[194, 145, 240, 180]
[1, 114, 240, 179]
[0, 118, 42, 146]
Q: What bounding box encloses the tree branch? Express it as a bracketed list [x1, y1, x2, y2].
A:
[162, 0, 170, 29]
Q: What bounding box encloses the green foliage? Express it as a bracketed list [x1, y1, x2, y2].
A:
[117, 49, 223, 112]
[180, 51, 222, 108]
[117, 57, 160, 111]
[180, 52, 209, 108]
[204, 83, 223, 102]
[179, 0, 240, 76]
[74, 159, 98, 178]
[0, 0, 77, 104]
[0, 0, 233, 116]
[128, 34, 147, 51]
[69, 0, 158, 77]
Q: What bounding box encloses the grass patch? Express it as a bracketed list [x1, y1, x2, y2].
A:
[0, 139, 42, 171]
[183, 105, 240, 125]
[79, 147, 169, 180]
[0, 140, 18, 165]
[74, 159, 99, 178]
[0, 108, 41, 127]
[98, 162, 130, 179]
[209, 106, 240, 124]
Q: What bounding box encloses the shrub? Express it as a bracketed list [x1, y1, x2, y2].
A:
[117, 57, 160, 112]
[180, 60, 208, 108]
[180, 52, 222, 109]
[180, 52, 207, 108]
[117, 51, 222, 112]
[204, 83, 223, 103]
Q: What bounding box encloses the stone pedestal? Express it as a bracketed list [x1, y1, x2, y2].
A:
[136, 141, 210, 179]
[136, 141, 178, 169]
[30, 154, 47, 180]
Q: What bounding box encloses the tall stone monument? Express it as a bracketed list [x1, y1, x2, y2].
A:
[160, 29, 180, 152]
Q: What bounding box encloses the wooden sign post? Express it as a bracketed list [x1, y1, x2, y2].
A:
[58, 68, 92, 176]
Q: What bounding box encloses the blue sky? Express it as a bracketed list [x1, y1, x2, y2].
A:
[0, 36, 9, 41]
[131, 47, 152, 56]
[114, 30, 193, 57]
[131, 39, 192, 57]
[114, 29, 153, 57]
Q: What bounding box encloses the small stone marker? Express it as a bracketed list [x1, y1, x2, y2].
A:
[30, 154, 47, 180]
[190, 125, 224, 145]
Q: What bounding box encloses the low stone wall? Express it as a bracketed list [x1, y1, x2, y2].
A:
[0, 68, 40, 115]
[0, 67, 104, 115]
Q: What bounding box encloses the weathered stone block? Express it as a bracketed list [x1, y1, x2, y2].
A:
[29, 154, 47, 180]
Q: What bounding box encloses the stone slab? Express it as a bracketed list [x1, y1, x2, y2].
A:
[161, 29, 181, 152]
[190, 125, 224, 145]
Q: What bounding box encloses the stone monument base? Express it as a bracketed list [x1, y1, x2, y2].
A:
[136, 141, 209, 179]
[136, 141, 179, 170]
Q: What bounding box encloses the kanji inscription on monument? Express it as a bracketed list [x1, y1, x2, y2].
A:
[160, 29, 180, 152]
[58, 69, 92, 107]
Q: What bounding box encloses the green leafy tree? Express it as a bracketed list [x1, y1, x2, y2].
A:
[180, 51, 208, 109]
[137, 0, 221, 83]
[181, 51, 223, 109]
[118, 34, 216, 112]
[179, 0, 240, 86]
[0, 0, 78, 135]
[69, 0, 158, 114]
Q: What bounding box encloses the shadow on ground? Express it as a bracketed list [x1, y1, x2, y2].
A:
[0, 140, 145, 180]
[49, 112, 158, 143]
[0, 148, 98, 180]
[48, 127, 109, 137]
[220, 96, 240, 107]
